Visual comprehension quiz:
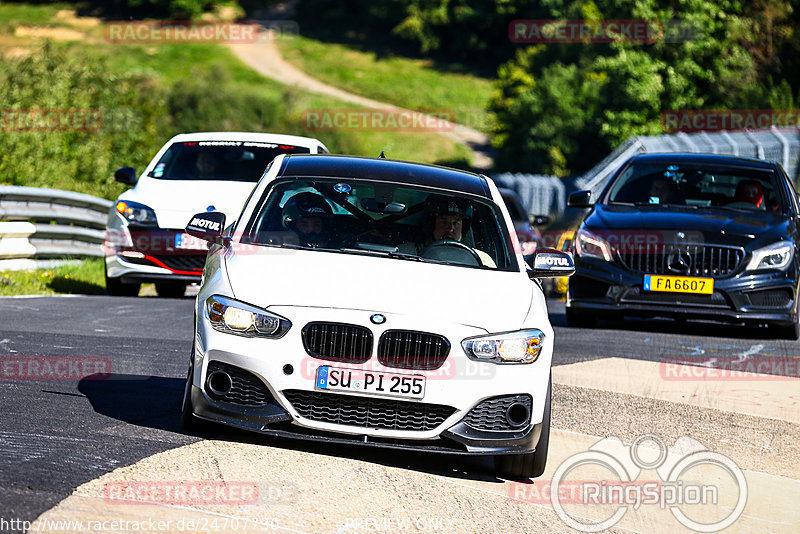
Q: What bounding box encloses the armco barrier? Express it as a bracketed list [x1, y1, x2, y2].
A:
[0, 185, 111, 271]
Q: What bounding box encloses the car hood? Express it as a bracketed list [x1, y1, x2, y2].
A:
[224, 247, 538, 333]
[585, 204, 790, 248]
[120, 177, 257, 229]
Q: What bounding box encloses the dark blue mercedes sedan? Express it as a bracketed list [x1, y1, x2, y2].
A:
[566, 153, 800, 338]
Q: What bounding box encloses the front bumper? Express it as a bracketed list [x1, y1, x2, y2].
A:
[189, 385, 543, 455]
[567, 255, 799, 325]
[190, 306, 552, 455]
[104, 226, 207, 283]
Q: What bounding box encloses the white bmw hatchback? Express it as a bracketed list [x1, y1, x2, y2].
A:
[181, 154, 573, 479]
[104, 131, 328, 297]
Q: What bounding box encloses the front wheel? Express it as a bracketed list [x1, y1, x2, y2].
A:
[565, 308, 597, 328]
[105, 269, 140, 297]
[770, 319, 800, 340]
[181, 354, 205, 431]
[495, 373, 551, 479]
[156, 282, 187, 298]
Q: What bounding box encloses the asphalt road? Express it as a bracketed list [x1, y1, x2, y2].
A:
[1, 295, 798, 531]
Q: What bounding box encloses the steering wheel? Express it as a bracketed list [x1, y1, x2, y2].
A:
[420, 240, 482, 266]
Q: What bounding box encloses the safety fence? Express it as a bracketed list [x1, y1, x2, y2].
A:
[0, 185, 111, 271]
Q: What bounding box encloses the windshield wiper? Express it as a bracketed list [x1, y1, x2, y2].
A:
[632, 202, 699, 208]
[337, 248, 425, 262]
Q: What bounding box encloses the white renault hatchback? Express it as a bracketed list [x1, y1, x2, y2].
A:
[181, 154, 573, 479]
[104, 131, 328, 297]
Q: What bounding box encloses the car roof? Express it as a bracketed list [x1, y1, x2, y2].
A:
[277, 154, 492, 198]
[167, 131, 326, 149]
[628, 152, 776, 170]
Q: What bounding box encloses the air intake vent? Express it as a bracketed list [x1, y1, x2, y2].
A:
[282, 390, 455, 431]
[302, 322, 373, 363]
[377, 330, 450, 370]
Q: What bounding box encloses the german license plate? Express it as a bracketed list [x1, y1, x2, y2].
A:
[643, 274, 714, 294]
[315, 366, 425, 400]
[175, 233, 208, 250]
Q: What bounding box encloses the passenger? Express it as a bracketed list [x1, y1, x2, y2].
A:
[648, 176, 680, 204]
[281, 192, 333, 247]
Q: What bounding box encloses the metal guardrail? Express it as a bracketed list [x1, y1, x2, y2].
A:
[0, 185, 111, 271]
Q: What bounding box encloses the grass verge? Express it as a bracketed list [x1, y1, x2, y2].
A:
[277, 35, 493, 133]
[0, 258, 106, 296]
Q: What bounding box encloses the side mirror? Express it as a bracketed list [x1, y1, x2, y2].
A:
[531, 215, 550, 226]
[527, 247, 575, 279]
[186, 211, 227, 243]
[567, 190, 592, 208]
[114, 166, 138, 186]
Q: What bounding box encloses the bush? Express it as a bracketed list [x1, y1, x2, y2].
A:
[0, 42, 166, 198]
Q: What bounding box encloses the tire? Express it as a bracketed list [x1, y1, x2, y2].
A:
[181, 355, 205, 431]
[565, 308, 597, 328]
[156, 282, 187, 298]
[770, 319, 800, 340]
[495, 373, 551, 480]
[105, 269, 140, 297]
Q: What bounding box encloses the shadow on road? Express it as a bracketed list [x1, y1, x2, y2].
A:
[78, 373, 505, 484]
[547, 298, 781, 340]
[78, 374, 187, 434]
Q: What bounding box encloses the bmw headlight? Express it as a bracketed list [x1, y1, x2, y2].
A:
[575, 229, 612, 261]
[205, 295, 290, 338]
[462, 329, 544, 364]
[115, 200, 158, 226]
[745, 242, 793, 271]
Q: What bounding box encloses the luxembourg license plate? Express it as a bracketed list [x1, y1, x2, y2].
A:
[643, 274, 714, 294]
[175, 233, 208, 250]
[315, 366, 425, 400]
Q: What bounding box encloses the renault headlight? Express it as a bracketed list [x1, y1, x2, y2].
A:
[205, 295, 290, 338]
[115, 200, 158, 226]
[462, 329, 544, 364]
[575, 229, 612, 261]
[745, 242, 793, 271]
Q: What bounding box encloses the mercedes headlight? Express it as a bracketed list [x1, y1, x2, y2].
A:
[205, 295, 290, 338]
[462, 329, 544, 364]
[745, 242, 793, 271]
[115, 200, 158, 226]
[575, 229, 612, 261]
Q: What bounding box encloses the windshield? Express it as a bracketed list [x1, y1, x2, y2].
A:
[242, 178, 517, 271]
[606, 162, 783, 212]
[150, 141, 311, 181]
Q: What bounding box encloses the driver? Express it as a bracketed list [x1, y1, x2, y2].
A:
[418, 196, 496, 267]
[195, 152, 219, 178]
[281, 192, 333, 247]
[734, 180, 764, 208]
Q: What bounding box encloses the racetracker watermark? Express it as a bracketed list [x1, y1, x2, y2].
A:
[662, 109, 800, 133]
[509, 19, 701, 44]
[1, 357, 111, 380]
[300, 108, 455, 132]
[104, 21, 259, 43]
[0, 108, 143, 133]
[11, 516, 282, 532]
[103, 481, 297, 506]
[661, 357, 800, 380]
[511, 434, 747, 532]
[0, 109, 102, 132]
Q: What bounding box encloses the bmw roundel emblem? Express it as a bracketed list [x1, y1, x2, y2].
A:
[370, 314, 386, 325]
